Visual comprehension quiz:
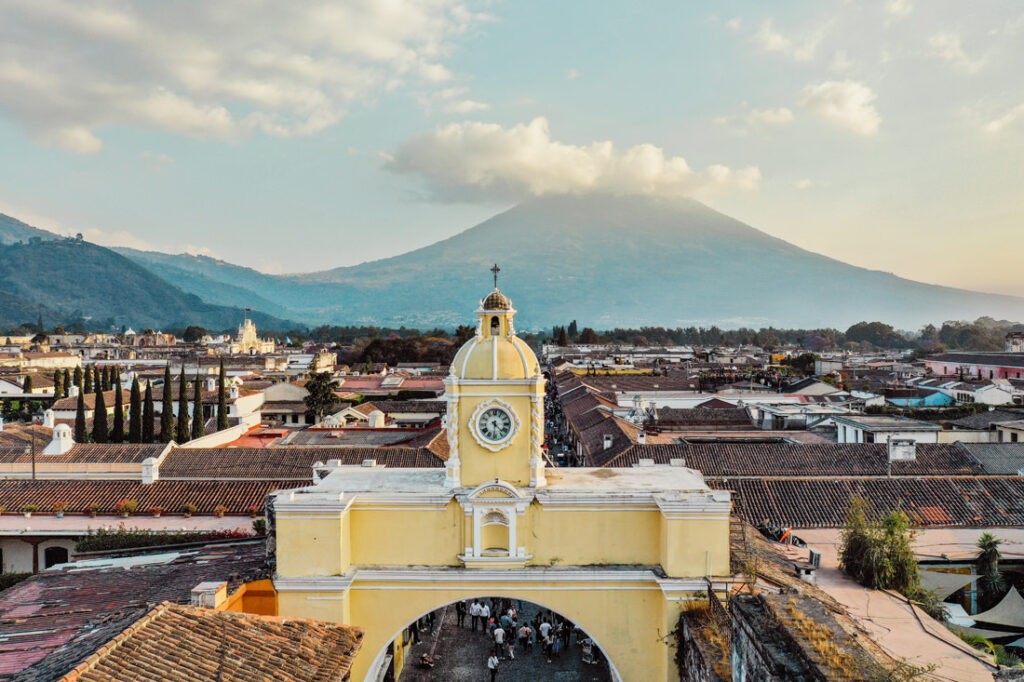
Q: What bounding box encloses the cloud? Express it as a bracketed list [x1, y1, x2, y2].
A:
[713, 106, 794, 131]
[984, 104, 1024, 133]
[928, 33, 987, 74]
[140, 151, 175, 165]
[566, 68, 581, 81]
[725, 17, 743, 32]
[0, 1, 485, 153]
[885, 0, 913, 19]
[794, 179, 813, 190]
[755, 19, 831, 62]
[385, 117, 761, 202]
[799, 80, 881, 136]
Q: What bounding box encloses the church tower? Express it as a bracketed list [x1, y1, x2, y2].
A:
[444, 271, 546, 488]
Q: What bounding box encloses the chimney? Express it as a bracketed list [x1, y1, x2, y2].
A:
[887, 437, 916, 463]
[637, 431, 647, 445]
[190, 581, 228, 609]
[603, 434, 613, 450]
[69, 385, 79, 398]
[368, 410, 385, 429]
[141, 456, 159, 484]
[42, 409, 55, 428]
[43, 424, 74, 455]
[229, 385, 239, 400]
[0, 416, 4, 431]
[205, 376, 217, 393]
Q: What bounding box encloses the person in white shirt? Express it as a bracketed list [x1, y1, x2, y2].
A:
[470, 600, 482, 631]
[487, 653, 499, 681]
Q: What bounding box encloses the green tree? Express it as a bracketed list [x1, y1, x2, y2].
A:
[191, 377, 204, 440]
[111, 373, 124, 443]
[977, 532, 1006, 611]
[52, 370, 62, 400]
[21, 375, 32, 394]
[142, 382, 155, 443]
[92, 366, 101, 394]
[176, 367, 190, 444]
[579, 327, 600, 343]
[83, 365, 93, 394]
[92, 386, 108, 443]
[557, 326, 568, 346]
[216, 359, 229, 431]
[568, 320, 579, 339]
[100, 366, 109, 393]
[61, 368, 71, 398]
[74, 389, 88, 442]
[128, 377, 142, 443]
[73, 366, 83, 391]
[303, 370, 339, 422]
[160, 364, 174, 443]
[183, 325, 208, 343]
[839, 498, 919, 593]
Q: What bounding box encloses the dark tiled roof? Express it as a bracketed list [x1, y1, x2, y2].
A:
[0, 425, 53, 449]
[951, 410, 1024, 430]
[0, 443, 166, 465]
[579, 416, 638, 467]
[960, 444, 1024, 475]
[614, 443, 984, 477]
[1, 541, 266, 682]
[51, 390, 130, 412]
[159, 446, 444, 480]
[62, 602, 362, 682]
[653, 407, 753, 429]
[927, 353, 1024, 369]
[718, 477, 1024, 528]
[365, 400, 447, 414]
[578, 374, 699, 392]
[0, 480, 297, 514]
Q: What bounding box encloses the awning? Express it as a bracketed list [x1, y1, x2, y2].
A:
[972, 587, 1024, 629]
[919, 569, 978, 601]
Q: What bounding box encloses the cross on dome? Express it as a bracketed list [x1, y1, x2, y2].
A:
[490, 263, 501, 288]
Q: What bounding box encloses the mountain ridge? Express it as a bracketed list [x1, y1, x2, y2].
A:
[5, 196, 1024, 330]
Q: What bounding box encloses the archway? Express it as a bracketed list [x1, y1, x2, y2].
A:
[366, 595, 620, 682]
[43, 546, 69, 569]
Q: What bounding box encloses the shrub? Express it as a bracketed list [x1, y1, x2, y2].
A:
[113, 499, 138, 516]
[214, 504, 228, 517]
[0, 573, 31, 592]
[52, 501, 69, 513]
[75, 526, 254, 553]
[252, 518, 266, 535]
[21, 504, 39, 513]
[182, 503, 198, 516]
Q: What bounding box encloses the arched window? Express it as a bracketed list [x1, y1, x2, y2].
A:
[480, 511, 509, 555]
[490, 316, 500, 334]
[44, 546, 69, 569]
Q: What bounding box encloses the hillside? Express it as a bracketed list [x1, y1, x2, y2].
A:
[24, 196, 1024, 329]
[0, 214, 59, 245]
[0, 238, 293, 331]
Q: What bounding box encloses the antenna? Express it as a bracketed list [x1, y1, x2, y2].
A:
[490, 263, 501, 288]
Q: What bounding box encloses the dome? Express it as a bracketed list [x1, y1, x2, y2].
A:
[481, 289, 512, 311]
[451, 334, 540, 380]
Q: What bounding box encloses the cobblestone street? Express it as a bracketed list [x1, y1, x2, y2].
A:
[406, 602, 614, 682]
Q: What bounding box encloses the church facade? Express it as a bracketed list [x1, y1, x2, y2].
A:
[271, 287, 732, 681]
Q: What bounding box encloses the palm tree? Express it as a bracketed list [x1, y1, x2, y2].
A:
[977, 532, 1006, 611]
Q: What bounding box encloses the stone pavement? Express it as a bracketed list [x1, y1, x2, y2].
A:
[408, 601, 613, 682]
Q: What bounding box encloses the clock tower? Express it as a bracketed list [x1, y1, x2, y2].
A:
[444, 277, 546, 488]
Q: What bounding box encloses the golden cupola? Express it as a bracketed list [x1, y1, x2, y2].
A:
[450, 288, 540, 381]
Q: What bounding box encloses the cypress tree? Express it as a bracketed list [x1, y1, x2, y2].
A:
[22, 375, 32, 394]
[83, 365, 93, 394]
[142, 382, 155, 443]
[92, 386, 108, 443]
[160, 364, 174, 443]
[176, 367, 190, 444]
[62, 368, 71, 397]
[92, 366, 101, 395]
[52, 370, 62, 400]
[73, 366, 83, 391]
[74, 389, 87, 442]
[128, 377, 142, 443]
[191, 377, 204, 440]
[216, 359, 229, 431]
[101, 366, 111, 393]
[111, 374, 124, 443]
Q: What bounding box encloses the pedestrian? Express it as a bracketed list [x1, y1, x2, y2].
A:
[543, 633, 554, 663]
[481, 602, 491, 631]
[527, 624, 536, 651]
[493, 624, 506, 657]
[470, 600, 482, 631]
[552, 634, 563, 660]
[500, 612, 513, 633]
[539, 618, 551, 642]
[487, 653, 500, 682]
[409, 623, 420, 645]
[456, 600, 466, 628]
[506, 637, 516, 660]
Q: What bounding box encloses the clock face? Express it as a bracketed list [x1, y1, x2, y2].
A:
[477, 407, 513, 443]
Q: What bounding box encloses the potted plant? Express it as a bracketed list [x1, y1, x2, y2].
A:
[0, 505, 7, 516]
[182, 503, 198, 518]
[247, 503, 260, 518]
[113, 499, 138, 518]
[147, 506, 165, 518]
[21, 503, 39, 518]
[213, 504, 228, 518]
[84, 502, 100, 517]
[52, 501, 68, 518]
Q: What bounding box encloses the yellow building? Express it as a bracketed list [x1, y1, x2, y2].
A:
[271, 286, 732, 681]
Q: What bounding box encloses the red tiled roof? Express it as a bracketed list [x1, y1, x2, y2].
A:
[0, 443, 166, 465]
[0, 480, 297, 515]
[61, 602, 362, 682]
[52, 390, 129, 412]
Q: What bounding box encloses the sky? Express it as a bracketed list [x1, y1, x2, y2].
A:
[0, 1, 1021, 295]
